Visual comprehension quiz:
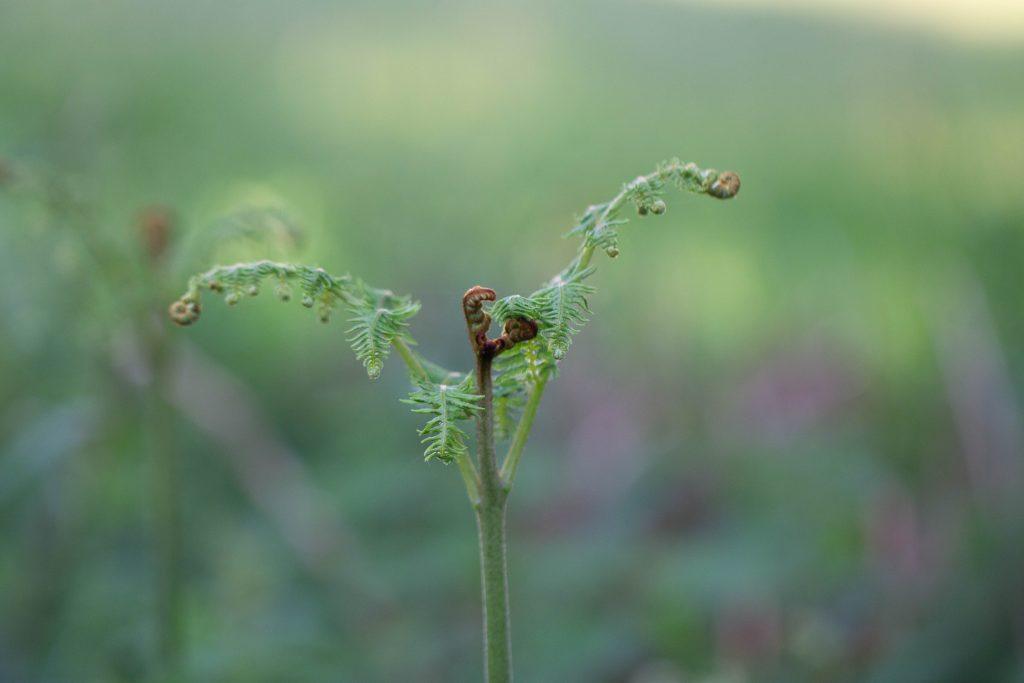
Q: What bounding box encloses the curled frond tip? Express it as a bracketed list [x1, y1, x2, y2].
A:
[708, 171, 741, 200]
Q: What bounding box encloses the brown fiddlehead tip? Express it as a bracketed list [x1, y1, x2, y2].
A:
[502, 317, 538, 345]
[489, 316, 540, 356]
[463, 285, 496, 352]
[168, 298, 201, 326]
[708, 171, 741, 199]
[463, 286, 497, 320]
[462, 287, 539, 358]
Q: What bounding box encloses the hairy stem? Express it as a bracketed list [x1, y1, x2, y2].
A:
[474, 353, 512, 682]
[499, 378, 548, 491]
[474, 355, 501, 495]
[476, 497, 511, 683]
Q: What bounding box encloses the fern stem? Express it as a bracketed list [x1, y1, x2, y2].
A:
[456, 452, 482, 505]
[476, 497, 511, 683]
[499, 377, 548, 490]
[474, 355, 501, 493]
[568, 186, 626, 276]
[393, 338, 429, 383]
[474, 353, 512, 682]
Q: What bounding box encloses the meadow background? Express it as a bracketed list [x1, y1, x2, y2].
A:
[1, 1, 1023, 681]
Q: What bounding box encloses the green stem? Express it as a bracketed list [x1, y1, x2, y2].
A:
[499, 377, 548, 490]
[147, 326, 183, 680]
[474, 353, 512, 682]
[568, 185, 626, 276]
[393, 338, 429, 383]
[476, 497, 511, 683]
[456, 452, 481, 506]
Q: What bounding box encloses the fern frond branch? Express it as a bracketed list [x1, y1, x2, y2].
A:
[489, 159, 738, 364]
[567, 159, 739, 276]
[455, 451, 481, 505]
[169, 260, 427, 379]
[402, 375, 482, 465]
[417, 356, 469, 386]
[396, 340, 480, 498]
[492, 157, 739, 482]
[498, 377, 547, 491]
[393, 338, 430, 384]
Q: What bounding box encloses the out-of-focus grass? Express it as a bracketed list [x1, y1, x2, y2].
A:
[1, 1, 1022, 681]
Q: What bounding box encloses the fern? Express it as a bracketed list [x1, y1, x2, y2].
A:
[490, 159, 739, 365]
[535, 269, 595, 360]
[490, 267, 595, 360]
[167, 156, 740, 679]
[568, 158, 738, 261]
[169, 260, 419, 379]
[492, 338, 553, 440]
[402, 374, 482, 463]
[346, 293, 420, 380]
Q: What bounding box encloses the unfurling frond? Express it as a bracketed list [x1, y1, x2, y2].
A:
[490, 267, 595, 360]
[462, 285, 497, 353]
[567, 158, 739, 260]
[463, 285, 540, 359]
[490, 158, 739, 366]
[169, 260, 420, 379]
[403, 374, 482, 463]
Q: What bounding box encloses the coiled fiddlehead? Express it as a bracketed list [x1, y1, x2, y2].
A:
[462, 286, 540, 359]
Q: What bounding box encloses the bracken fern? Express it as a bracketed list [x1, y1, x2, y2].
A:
[169, 158, 739, 682]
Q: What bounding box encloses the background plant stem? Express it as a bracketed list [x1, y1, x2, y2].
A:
[146, 321, 183, 680]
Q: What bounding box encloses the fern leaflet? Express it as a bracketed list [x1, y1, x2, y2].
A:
[403, 374, 482, 463]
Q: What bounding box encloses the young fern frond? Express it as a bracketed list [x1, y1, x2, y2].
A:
[402, 374, 482, 463]
[490, 158, 739, 366]
[166, 155, 740, 680]
[535, 269, 595, 360]
[489, 267, 595, 360]
[566, 158, 739, 262]
[346, 297, 420, 380]
[168, 260, 420, 379]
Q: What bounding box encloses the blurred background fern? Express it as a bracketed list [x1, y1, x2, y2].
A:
[1, 1, 1022, 681]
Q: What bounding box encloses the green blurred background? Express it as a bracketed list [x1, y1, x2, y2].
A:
[1, 1, 1023, 681]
